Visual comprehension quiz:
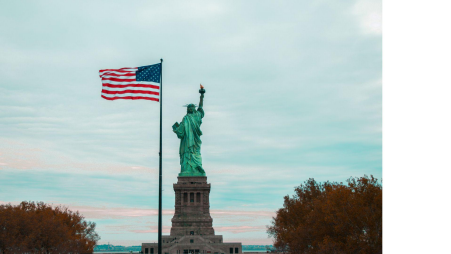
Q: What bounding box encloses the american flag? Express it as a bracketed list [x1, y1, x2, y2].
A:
[99, 63, 161, 101]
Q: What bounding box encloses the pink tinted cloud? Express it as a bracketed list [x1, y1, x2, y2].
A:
[211, 210, 275, 218]
[130, 226, 171, 234]
[72, 206, 276, 222]
[0, 202, 274, 221]
[0, 202, 172, 219]
[102, 224, 171, 234]
[215, 225, 266, 234]
[71, 206, 174, 219]
[228, 237, 273, 245]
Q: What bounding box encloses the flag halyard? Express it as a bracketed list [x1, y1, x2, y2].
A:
[99, 64, 161, 101]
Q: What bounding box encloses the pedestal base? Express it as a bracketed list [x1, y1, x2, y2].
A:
[171, 176, 213, 236]
[142, 176, 242, 254]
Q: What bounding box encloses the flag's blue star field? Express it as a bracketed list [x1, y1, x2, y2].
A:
[136, 64, 161, 83]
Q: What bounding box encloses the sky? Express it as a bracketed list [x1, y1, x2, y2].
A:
[0, 0, 381, 246]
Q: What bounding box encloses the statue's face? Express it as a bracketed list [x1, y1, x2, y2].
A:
[187, 105, 195, 114]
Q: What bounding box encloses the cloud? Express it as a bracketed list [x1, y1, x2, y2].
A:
[0, 138, 156, 175]
[353, 0, 382, 35]
[215, 225, 266, 234]
[104, 224, 172, 234]
[0, 201, 274, 223]
[211, 210, 275, 218]
[130, 227, 171, 234]
[72, 206, 174, 219]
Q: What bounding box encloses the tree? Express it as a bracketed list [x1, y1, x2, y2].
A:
[267, 175, 382, 254]
[0, 201, 100, 253]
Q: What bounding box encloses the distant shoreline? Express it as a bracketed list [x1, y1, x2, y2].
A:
[94, 251, 268, 253]
[94, 244, 273, 253]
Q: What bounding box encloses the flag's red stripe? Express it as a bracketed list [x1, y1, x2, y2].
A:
[99, 71, 135, 76]
[99, 71, 135, 77]
[102, 83, 160, 89]
[101, 95, 159, 101]
[101, 89, 159, 95]
[99, 67, 137, 72]
[101, 77, 137, 82]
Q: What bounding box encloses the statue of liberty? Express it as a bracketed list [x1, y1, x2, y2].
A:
[172, 85, 206, 176]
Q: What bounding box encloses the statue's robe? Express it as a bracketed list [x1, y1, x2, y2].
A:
[174, 107, 205, 176]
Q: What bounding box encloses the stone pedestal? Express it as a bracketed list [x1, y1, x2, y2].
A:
[171, 176, 214, 236]
[142, 176, 242, 254]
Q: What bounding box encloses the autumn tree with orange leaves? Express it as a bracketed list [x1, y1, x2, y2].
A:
[0, 201, 100, 254]
[268, 175, 382, 254]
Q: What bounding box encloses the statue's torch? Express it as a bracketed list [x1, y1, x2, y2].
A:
[199, 84, 206, 94]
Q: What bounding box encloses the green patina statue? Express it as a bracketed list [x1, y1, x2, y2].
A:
[172, 85, 206, 177]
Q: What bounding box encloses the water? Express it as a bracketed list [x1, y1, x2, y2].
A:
[94, 248, 270, 253]
[95, 251, 268, 253]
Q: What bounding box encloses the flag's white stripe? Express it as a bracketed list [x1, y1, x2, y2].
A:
[101, 75, 136, 79]
[102, 80, 159, 85]
[101, 93, 159, 98]
[118, 68, 137, 71]
[99, 73, 134, 78]
[102, 86, 159, 92]
[99, 70, 136, 76]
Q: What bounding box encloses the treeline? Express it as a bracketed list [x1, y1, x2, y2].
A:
[268, 175, 382, 254]
[0, 201, 100, 253]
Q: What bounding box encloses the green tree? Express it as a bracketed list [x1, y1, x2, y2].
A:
[268, 175, 382, 254]
[0, 201, 100, 253]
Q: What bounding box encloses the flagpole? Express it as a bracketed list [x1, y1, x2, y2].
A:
[158, 58, 163, 254]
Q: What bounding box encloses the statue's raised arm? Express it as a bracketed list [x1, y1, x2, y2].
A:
[199, 84, 205, 108]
